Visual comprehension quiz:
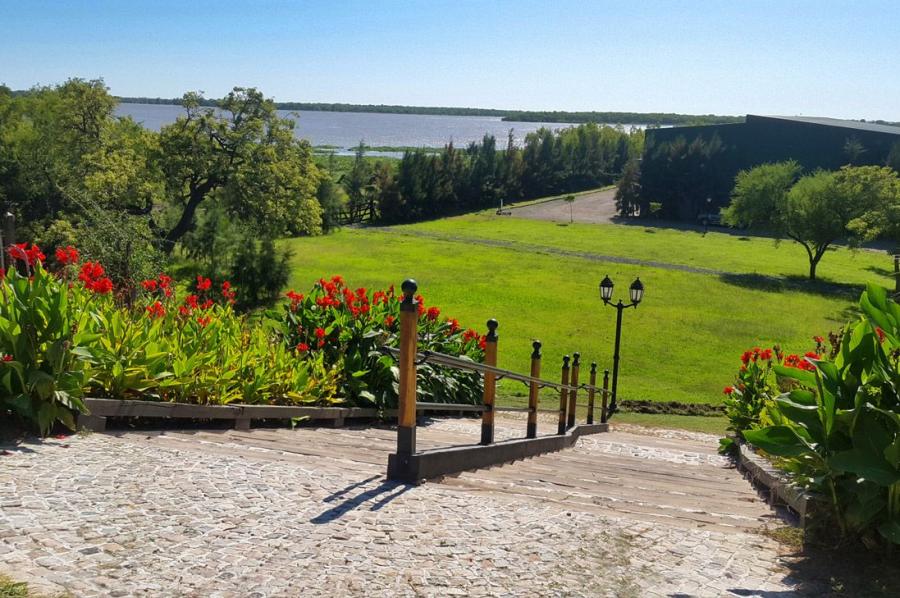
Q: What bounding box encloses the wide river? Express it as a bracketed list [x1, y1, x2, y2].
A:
[116, 103, 640, 156]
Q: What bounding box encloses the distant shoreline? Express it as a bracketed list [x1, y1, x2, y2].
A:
[115, 96, 743, 126]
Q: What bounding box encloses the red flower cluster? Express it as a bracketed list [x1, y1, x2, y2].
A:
[54, 246, 79, 265]
[141, 274, 174, 298]
[286, 290, 305, 310]
[426, 306, 441, 321]
[876, 327, 887, 343]
[783, 352, 819, 372]
[196, 275, 212, 292]
[146, 301, 166, 319]
[1, 354, 13, 362]
[78, 262, 113, 295]
[723, 386, 734, 395]
[8, 243, 45, 266]
[221, 281, 236, 304]
[740, 347, 773, 365]
[296, 342, 310, 352]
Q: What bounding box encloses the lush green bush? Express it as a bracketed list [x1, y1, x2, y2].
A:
[1, 243, 486, 434]
[721, 341, 826, 437]
[273, 276, 486, 409]
[734, 284, 900, 548]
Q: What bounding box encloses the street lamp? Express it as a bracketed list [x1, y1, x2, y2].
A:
[599, 276, 644, 415]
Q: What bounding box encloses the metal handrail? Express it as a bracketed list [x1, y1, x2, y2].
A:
[378, 346, 610, 396]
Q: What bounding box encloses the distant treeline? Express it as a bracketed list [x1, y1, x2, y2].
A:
[501, 111, 743, 126]
[115, 96, 741, 126]
[332, 123, 644, 225]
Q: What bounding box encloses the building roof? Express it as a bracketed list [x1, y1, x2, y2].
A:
[751, 114, 900, 136]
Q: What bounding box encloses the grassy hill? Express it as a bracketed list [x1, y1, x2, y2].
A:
[282, 213, 891, 413]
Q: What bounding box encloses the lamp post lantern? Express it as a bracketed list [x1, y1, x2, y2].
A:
[599, 276, 644, 415]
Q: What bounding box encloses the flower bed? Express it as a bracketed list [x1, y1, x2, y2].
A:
[0, 244, 484, 435]
[720, 284, 900, 548]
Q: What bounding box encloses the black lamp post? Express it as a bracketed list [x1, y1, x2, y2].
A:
[599, 275, 644, 415]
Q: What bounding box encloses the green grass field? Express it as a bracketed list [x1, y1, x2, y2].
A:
[283, 213, 891, 410]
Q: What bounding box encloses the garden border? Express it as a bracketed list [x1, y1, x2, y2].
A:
[77, 398, 381, 432]
[733, 438, 821, 524]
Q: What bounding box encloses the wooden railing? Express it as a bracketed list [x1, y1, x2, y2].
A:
[385, 279, 613, 482]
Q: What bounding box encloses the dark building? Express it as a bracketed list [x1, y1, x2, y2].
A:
[641, 115, 900, 220]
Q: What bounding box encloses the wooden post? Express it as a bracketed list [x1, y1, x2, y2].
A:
[567, 352, 580, 429]
[600, 369, 610, 424]
[480, 319, 499, 445]
[587, 362, 597, 425]
[557, 355, 570, 435]
[527, 340, 541, 439]
[397, 279, 419, 456]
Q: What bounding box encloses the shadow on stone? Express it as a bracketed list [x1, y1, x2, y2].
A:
[310, 478, 413, 524]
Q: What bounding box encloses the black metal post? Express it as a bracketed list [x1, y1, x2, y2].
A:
[610, 301, 624, 415]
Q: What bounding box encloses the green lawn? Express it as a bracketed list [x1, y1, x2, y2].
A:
[283, 215, 889, 408]
[398, 213, 893, 286]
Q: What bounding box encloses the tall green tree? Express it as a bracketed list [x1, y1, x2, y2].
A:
[845, 166, 900, 290]
[724, 163, 886, 280]
[154, 88, 322, 254]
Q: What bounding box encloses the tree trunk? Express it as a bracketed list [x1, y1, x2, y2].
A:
[809, 258, 818, 281]
[160, 182, 214, 255]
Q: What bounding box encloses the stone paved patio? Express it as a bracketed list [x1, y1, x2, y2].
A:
[1, 418, 808, 596]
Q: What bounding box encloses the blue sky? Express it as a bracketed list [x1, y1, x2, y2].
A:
[2, 0, 899, 120]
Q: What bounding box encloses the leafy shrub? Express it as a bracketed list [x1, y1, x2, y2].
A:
[740, 284, 900, 548]
[0, 246, 91, 434]
[0, 243, 339, 434]
[2, 243, 486, 434]
[273, 276, 486, 409]
[722, 342, 826, 437]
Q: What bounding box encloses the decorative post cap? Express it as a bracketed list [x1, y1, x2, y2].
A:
[562, 355, 570, 368]
[486, 318, 499, 341]
[591, 362, 598, 373]
[400, 279, 418, 311]
[531, 340, 542, 359]
[401, 278, 418, 297]
[572, 352, 581, 367]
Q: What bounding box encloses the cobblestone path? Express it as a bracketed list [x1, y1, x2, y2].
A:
[1, 419, 809, 597]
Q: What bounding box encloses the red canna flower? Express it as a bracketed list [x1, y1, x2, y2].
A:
[759, 348, 773, 361]
[222, 281, 231, 293]
[196, 275, 212, 292]
[384, 315, 395, 328]
[78, 261, 104, 284]
[447, 318, 460, 334]
[146, 301, 166, 319]
[184, 294, 199, 309]
[315, 327, 326, 339]
[141, 279, 158, 292]
[426, 306, 441, 321]
[462, 329, 479, 343]
[200, 299, 214, 309]
[296, 342, 310, 352]
[179, 305, 191, 317]
[158, 274, 172, 288]
[478, 336, 487, 350]
[196, 315, 211, 328]
[876, 327, 886, 343]
[9, 243, 45, 266]
[331, 275, 344, 287]
[813, 335, 824, 344]
[55, 245, 79, 265]
[1, 354, 13, 362]
[723, 386, 734, 395]
[88, 277, 113, 294]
